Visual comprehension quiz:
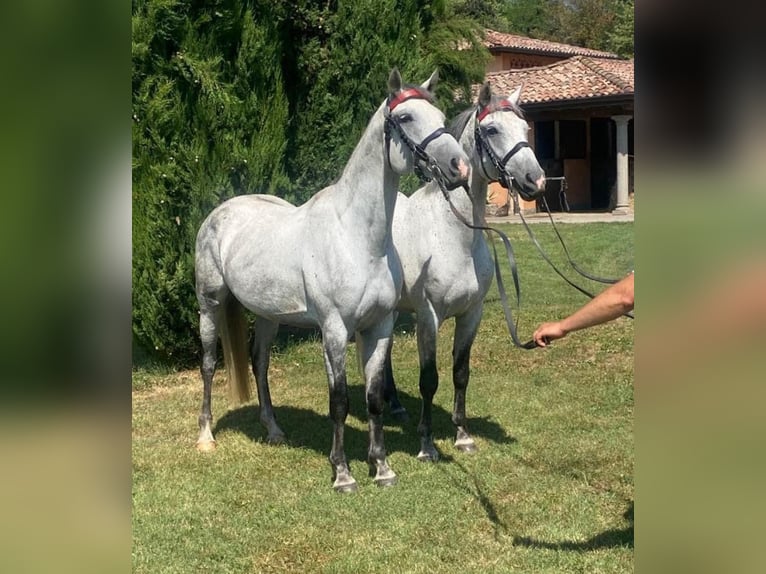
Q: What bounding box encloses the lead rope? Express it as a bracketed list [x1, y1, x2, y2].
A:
[538, 186, 622, 284]
[511, 190, 634, 320]
[431, 165, 538, 349]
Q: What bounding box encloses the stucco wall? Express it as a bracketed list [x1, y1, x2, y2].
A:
[487, 52, 564, 73]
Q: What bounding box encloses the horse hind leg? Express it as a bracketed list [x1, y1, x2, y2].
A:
[382, 337, 408, 421]
[358, 316, 398, 487]
[251, 317, 285, 444]
[197, 289, 251, 451]
[197, 303, 221, 452]
[195, 231, 228, 452]
[452, 306, 483, 453]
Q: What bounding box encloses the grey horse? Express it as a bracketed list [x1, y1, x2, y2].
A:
[193, 69, 470, 492]
[385, 82, 546, 461]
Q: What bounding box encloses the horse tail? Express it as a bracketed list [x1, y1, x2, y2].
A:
[220, 295, 251, 405]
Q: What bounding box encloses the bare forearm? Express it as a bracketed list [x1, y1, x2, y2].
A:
[533, 273, 633, 346]
[559, 274, 634, 335]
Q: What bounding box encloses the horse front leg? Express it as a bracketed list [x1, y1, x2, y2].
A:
[416, 308, 440, 462]
[251, 317, 285, 444]
[322, 322, 356, 493]
[452, 305, 483, 453]
[358, 315, 397, 487]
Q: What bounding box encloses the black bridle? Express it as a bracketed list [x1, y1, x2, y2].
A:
[383, 88, 454, 187]
[474, 101, 533, 198]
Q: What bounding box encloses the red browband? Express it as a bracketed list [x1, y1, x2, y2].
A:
[476, 98, 514, 122]
[388, 88, 430, 111]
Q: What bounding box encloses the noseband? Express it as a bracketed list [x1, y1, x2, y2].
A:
[474, 101, 531, 192]
[384, 88, 449, 183]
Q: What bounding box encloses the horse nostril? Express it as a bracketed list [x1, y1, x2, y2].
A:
[526, 173, 546, 191]
[452, 157, 469, 179]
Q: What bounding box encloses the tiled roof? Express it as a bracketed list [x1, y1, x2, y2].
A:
[483, 29, 619, 59]
[476, 56, 634, 105]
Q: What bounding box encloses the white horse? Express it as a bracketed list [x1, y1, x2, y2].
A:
[384, 82, 546, 461]
[194, 69, 470, 492]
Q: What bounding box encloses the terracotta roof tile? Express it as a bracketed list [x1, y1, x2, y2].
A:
[483, 29, 619, 59]
[475, 56, 634, 104]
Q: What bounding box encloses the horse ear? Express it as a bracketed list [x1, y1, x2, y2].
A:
[508, 85, 522, 106]
[420, 69, 439, 93]
[388, 68, 402, 93]
[478, 81, 492, 107]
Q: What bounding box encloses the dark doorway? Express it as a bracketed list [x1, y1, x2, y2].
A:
[534, 120, 555, 160]
[590, 117, 616, 210]
[535, 120, 564, 211]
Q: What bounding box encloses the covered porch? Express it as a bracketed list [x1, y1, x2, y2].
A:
[480, 55, 634, 215]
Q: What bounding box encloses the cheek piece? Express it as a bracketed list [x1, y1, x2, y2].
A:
[383, 88, 449, 182]
[474, 100, 531, 192]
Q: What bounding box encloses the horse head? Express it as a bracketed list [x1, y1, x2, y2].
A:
[474, 82, 546, 201]
[384, 68, 470, 191]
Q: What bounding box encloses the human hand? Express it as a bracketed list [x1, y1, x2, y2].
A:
[532, 322, 567, 347]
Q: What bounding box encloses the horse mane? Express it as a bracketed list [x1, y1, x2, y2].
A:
[448, 107, 477, 139]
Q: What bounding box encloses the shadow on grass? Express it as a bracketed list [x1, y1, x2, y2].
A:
[212, 365, 518, 536]
[379, 384, 517, 444]
[436, 458, 509, 540]
[513, 501, 634, 551]
[213, 383, 516, 462]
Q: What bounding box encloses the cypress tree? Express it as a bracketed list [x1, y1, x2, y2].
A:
[132, 0, 290, 362]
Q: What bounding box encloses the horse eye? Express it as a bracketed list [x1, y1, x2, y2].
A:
[399, 113, 413, 123]
[485, 126, 498, 136]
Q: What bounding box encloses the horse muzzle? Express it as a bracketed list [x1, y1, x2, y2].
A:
[514, 173, 546, 201]
[441, 156, 470, 190]
[423, 159, 469, 191]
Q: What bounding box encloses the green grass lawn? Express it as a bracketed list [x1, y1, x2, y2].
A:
[133, 222, 633, 573]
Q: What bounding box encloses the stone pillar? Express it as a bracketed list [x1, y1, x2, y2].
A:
[612, 115, 632, 214]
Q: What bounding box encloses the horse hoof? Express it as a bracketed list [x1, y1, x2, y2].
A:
[267, 433, 286, 445]
[333, 478, 358, 494]
[417, 450, 439, 463]
[196, 440, 216, 453]
[374, 473, 398, 488]
[455, 441, 478, 453]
